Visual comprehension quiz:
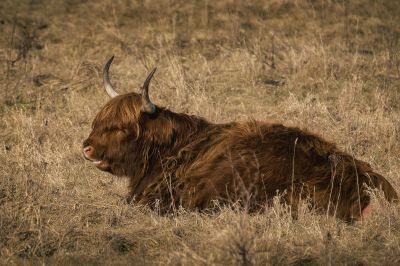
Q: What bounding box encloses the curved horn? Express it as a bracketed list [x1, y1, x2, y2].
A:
[103, 56, 119, 98]
[141, 68, 157, 114]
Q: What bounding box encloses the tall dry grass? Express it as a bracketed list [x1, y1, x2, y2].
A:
[1, 0, 400, 265]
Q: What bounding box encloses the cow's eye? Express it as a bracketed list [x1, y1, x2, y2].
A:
[111, 128, 130, 139]
[104, 126, 121, 133]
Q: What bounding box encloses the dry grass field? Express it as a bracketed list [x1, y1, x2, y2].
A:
[1, 0, 400, 265]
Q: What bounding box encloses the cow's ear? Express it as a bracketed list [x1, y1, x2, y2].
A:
[141, 114, 174, 145]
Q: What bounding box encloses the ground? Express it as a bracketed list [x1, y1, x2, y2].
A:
[1, 0, 400, 265]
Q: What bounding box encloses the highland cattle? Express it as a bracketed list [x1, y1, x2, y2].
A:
[83, 56, 398, 221]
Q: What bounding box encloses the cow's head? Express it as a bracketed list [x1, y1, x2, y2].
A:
[82, 56, 161, 176]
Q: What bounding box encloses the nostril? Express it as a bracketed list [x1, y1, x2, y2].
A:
[83, 146, 92, 156]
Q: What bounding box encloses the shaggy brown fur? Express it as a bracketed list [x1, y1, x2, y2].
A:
[83, 91, 398, 222]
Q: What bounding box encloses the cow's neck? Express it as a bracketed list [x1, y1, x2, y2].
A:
[155, 110, 213, 158]
[131, 111, 214, 198]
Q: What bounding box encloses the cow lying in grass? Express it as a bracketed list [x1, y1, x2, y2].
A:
[83, 56, 397, 221]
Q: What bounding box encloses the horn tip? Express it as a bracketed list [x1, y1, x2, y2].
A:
[104, 56, 115, 72]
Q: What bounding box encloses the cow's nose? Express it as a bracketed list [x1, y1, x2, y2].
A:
[83, 146, 93, 158]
